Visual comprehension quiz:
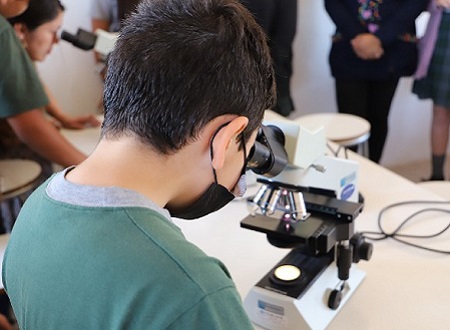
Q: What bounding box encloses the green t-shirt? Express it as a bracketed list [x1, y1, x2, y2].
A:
[0, 15, 48, 117]
[2, 169, 254, 329]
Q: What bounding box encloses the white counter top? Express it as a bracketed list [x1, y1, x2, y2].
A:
[61, 119, 450, 329]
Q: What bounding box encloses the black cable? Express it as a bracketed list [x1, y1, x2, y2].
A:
[360, 200, 450, 254]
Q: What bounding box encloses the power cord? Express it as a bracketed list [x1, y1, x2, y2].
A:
[360, 200, 450, 254]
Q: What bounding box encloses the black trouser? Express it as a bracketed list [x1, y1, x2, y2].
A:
[241, 0, 297, 117]
[335, 77, 399, 163]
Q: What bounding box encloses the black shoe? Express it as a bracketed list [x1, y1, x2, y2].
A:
[421, 176, 445, 181]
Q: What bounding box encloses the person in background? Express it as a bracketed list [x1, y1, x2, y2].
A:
[241, 0, 297, 117]
[91, 0, 142, 33]
[413, 0, 450, 180]
[91, 0, 141, 63]
[91, 0, 119, 33]
[0, 0, 36, 327]
[1, 0, 96, 229]
[324, 0, 428, 163]
[0, 0, 87, 171]
[8, 0, 101, 131]
[2, 0, 275, 329]
[90, 0, 141, 105]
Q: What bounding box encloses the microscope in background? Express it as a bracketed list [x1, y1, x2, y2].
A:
[243, 114, 372, 330]
[60, 28, 118, 60]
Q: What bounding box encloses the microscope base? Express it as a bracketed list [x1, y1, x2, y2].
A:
[244, 261, 365, 330]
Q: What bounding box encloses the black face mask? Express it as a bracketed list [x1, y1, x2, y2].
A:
[169, 129, 248, 220]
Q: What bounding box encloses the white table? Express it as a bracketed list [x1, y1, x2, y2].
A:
[61, 119, 450, 329]
[173, 152, 450, 330]
[418, 181, 450, 201]
[60, 120, 102, 156]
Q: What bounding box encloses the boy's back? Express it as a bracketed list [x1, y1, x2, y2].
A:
[3, 170, 253, 329]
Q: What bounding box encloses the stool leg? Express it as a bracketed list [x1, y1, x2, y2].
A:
[362, 140, 369, 158]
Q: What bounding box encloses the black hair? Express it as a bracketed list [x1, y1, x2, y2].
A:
[102, 0, 276, 154]
[8, 0, 65, 31]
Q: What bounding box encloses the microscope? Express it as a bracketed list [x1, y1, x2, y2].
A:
[243, 117, 372, 330]
[60, 26, 372, 326]
[60, 28, 118, 59]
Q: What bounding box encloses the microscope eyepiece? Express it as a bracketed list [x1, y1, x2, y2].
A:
[60, 28, 97, 51]
[247, 125, 288, 177]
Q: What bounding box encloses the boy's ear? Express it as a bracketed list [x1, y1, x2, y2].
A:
[211, 116, 248, 170]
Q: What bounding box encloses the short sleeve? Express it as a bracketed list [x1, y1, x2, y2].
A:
[0, 19, 48, 118]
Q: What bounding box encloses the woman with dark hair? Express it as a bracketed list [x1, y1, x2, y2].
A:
[0, 0, 98, 230]
[9, 0, 100, 130]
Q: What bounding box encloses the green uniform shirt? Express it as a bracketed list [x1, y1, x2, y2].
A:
[0, 15, 48, 117]
[2, 169, 254, 329]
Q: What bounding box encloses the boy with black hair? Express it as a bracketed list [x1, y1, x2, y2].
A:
[3, 0, 275, 328]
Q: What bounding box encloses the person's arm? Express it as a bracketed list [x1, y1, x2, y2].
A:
[43, 84, 101, 129]
[91, 18, 110, 33]
[324, 0, 366, 40]
[90, 0, 114, 62]
[7, 109, 87, 167]
[324, 0, 383, 60]
[374, 0, 429, 46]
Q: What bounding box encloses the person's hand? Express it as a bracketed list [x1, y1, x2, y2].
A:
[437, 0, 450, 9]
[351, 33, 384, 60]
[58, 114, 102, 130]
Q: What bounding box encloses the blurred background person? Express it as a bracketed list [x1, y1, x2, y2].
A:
[91, 0, 119, 34]
[241, 0, 297, 117]
[90, 0, 141, 107]
[8, 0, 101, 131]
[91, 0, 141, 33]
[91, 0, 141, 63]
[1, 0, 90, 229]
[413, 0, 450, 180]
[1, 0, 36, 327]
[324, 0, 428, 163]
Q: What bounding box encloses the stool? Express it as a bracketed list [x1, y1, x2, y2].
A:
[417, 181, 450, 200]
[1, 159, 42, 232]
[0, 159, 42, 202]
[294, 113, 371, 158]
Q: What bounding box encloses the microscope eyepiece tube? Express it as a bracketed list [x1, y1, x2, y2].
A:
[60, 28, 97, 51]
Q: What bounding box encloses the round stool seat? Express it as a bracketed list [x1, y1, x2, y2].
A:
[0, 159, 42, 201]
[294, 113, 371, 146]
[417, 181, 450, 200]
[294, 113, 371, 157]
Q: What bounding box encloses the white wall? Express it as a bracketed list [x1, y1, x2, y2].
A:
[38, 0, 433, 168]
[290, 0, 433, 167]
